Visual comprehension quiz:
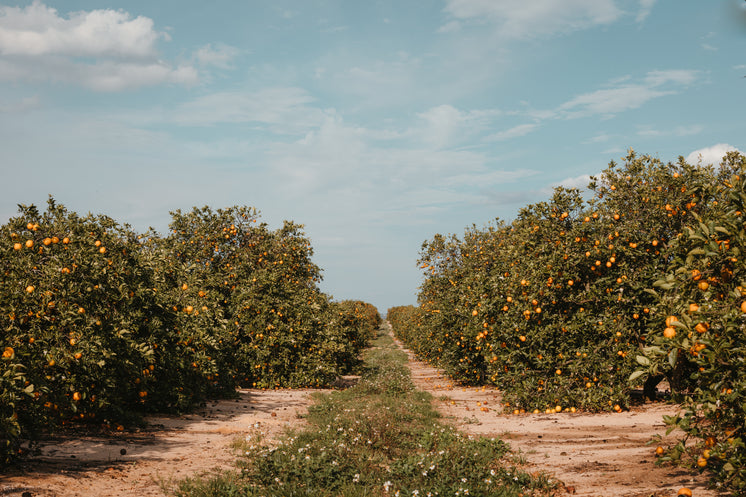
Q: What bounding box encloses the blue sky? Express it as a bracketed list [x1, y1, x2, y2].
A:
[1, 1, 744, 313]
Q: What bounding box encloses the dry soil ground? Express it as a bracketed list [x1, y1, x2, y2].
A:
[0, 323, 729, 497]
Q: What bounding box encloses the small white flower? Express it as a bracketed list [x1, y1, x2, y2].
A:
[384, 481, 392, 492]
[353, 474, 360, 483]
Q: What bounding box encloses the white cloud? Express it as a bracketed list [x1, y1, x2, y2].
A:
[0, 1, 162, 58]
[0, 56, 198, 91]
[558, 70, 699, 118]
[194, 43, 240, 69]
[636, 124, 703, 138]
[583, 133, 612, 144]
[0, 1, 199, 91]
[487, 123, 538, 141]
[686, 143, 742, 166]
[643, 69, 699, 87]
[417, 104, 501, 148]
[441, 0, 622, 39]
[172, 88, 325, 133]
[636, 0, 657, 23]
[0, 95, 39, 113]
[554, 174, 592, 190]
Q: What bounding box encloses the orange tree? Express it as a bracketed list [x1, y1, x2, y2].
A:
[392, 151, 718, 413]
[1, 200, 378, 465]
[635, 151, 746, 492]
[0, 199, 165, 457]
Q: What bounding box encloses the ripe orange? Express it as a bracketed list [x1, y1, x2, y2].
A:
[72, 392, 82, 402]
[655, 446, 664, 456]
[43, 237, 52, 246]
[663, 327, 676, 339]
[689, 303, 700, 313]
[13, 242, 21, 251]
[698, 281, 710, 291]
[25, 240, 34, 248]
[694, 322, 709, 333]
[25, 285, 34, 293]
[182, 283, 189, 291]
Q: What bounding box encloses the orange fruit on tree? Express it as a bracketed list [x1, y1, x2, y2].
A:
[25, 285, 34, 293]
[695, 322, 709, 333]
[663, 327, 677, 338]
[25, 239, 34, 248]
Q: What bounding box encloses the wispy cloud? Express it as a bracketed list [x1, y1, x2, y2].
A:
[0, 1, 199, 91]
[636, 0, 657, 23]
[172, 87, 325, 133]
[194, 43, 240, 69]
[558, 70, 699, 118]
[441, 0, 622, 39]
[636, 124, 703, 137]
[487, 123, 538, 141]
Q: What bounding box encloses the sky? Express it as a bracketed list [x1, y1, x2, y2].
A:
[1, 1, 745, 314]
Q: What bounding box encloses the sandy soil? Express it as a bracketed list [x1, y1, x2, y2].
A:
[1, 323, 730, 497]
[0, 388, 315, 497]
[394, 330, 729, 497]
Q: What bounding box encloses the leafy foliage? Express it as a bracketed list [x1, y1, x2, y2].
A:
[390, 150, 746, 493]
[0, 199, 378, 465]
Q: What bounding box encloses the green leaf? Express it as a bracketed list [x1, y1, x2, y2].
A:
[629, 370, 645, 382]
[635, 355, 651, 366]
[668, 348, 678, 369]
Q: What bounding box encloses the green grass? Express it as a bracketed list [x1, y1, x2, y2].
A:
[171, 329, 558, 497]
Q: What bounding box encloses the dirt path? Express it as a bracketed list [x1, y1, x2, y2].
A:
[0, 388, 314, 497]
[1, 323, 729, 497]
[390, 322, 728, 497]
